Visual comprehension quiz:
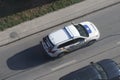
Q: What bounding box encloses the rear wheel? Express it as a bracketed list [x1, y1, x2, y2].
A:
[86, 40, 96, 46]
[57, 53, 65, 58]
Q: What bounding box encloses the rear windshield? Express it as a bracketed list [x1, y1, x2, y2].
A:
[43, 36, 54, 48]
[74, 24, 89, 37]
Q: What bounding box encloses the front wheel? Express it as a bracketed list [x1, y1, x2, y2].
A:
[86, 40, 96, 46]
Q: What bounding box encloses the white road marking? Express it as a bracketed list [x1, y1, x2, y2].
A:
[51, 60, 77, 71]
[117, 41, 120, 45]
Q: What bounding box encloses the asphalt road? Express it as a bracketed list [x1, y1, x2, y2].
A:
[0, 3, 120, 80]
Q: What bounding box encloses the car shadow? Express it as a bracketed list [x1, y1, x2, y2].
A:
[0, 0, 57, 18]
[7, 43, 53, 70]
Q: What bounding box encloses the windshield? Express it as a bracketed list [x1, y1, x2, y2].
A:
[74, 24, 89, 37]
[93, 63, 108, 79]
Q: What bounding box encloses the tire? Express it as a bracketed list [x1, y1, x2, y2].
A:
[86, 40, 96, 46]
[57, 53, 65, 58]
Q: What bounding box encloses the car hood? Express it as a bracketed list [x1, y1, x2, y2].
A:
[80, 21, 100, 38]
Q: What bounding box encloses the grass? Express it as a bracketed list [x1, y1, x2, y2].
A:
[0, 0, 84, 31]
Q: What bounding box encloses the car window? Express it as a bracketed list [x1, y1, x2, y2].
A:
[74, 24, 89, 37]
[58, 38, 84, 48]
[76, 38, 84, 42]
[58, 40, 74, 48]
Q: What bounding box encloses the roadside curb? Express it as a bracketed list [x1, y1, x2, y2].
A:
[0, 0, 119, 47]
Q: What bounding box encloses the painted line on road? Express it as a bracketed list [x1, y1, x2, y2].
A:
[117, 41, 120, 45]
[51, 60, 77, 71]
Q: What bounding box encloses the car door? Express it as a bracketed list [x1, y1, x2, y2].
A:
[68, 38, 85, 51]
[57, 41, 73, 53]
[64, 40, 77, 52]
[57, 38, 85, 53]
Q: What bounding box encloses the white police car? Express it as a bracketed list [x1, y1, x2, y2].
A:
[42, 21, 100, 58]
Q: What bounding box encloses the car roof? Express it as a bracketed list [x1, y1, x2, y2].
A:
[49, 25, 81, 45]
[59, 65, 101, 80]
[49, 29, 70, 45]
[97, 59, 120, 80]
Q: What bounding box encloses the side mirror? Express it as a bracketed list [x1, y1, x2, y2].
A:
[90, 62, 94, 65]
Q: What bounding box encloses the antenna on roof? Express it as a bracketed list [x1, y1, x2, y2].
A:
[71, 22, 76, 26]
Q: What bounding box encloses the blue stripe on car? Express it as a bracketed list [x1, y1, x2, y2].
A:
[83, 25, 92, 33]
[64, 27, 73, 39]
